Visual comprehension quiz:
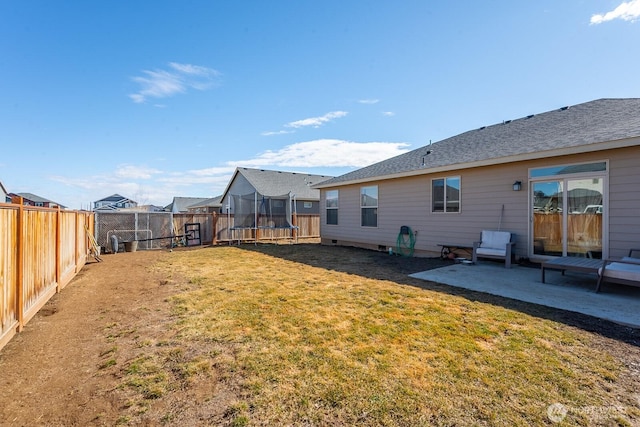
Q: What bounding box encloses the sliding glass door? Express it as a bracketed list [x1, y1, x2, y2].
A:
[531, 162, 605, 258]
[532, 181, 563, 256]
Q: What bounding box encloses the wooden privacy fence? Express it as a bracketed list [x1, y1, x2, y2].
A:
[0, 203, 94, 352]
[533, 212, 602, 256]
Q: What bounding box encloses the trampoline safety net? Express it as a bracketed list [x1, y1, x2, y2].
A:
[231, 192, 293, 229]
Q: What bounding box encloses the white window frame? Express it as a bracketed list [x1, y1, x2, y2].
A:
[432, 176, 461, 213]
[360, 185, 378, 227]
[325, 190, 339, 225]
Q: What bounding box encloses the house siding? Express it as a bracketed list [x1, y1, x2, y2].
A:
[608, 145, 640, 258]
[320, 165, 529, 257]
[294, 200, 320, 214]
[320, 145, 640, 260]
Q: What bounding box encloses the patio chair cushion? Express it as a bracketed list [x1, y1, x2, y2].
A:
[478, 230, 511, 254]
[598, 262, 640, 282]
[622, 256, 640, 264]
[475, 247, 507, 257]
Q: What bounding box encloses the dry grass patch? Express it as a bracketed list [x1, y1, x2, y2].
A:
[154, 245, 639, 426]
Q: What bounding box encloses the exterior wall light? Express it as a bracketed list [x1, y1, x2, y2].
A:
[513, 181, 522, 191]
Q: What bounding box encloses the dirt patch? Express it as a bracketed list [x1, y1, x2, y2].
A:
[0, 249, 238, 426]
[1, 244, 639, 426]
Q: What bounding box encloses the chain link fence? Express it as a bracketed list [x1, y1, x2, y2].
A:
[95, 212, 185, 252]
[95, 211, 316, 251]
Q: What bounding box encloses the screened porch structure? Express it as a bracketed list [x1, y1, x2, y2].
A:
[228, 191, 298, 243]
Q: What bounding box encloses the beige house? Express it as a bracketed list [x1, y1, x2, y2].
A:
[313, 98, 640, 261]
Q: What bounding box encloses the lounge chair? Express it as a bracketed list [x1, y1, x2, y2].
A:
[472, 230, 516, 268]
[596, 249, 640, 293]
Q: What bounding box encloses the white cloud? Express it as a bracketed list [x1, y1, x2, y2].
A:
[115, 164, 162, 180]
[261, 130, 295, 136]
[49, 140, 409, 208]
[382, 111, 395, 117]
[285, 111, 348, 129]
[591, 0, 640, 24]
[129, 62, 221, 103]
[51, 164, 230, 207]
[230, 139, 410, 168]
[168, 62, 216, 77]
[52, 164, 162, 188]
[187, 166, 237, 177]
[358, 99, 380, 104]
[157, 166, 236, 185]
[156, 172, 233, 186]
[50, 174, 162, 206]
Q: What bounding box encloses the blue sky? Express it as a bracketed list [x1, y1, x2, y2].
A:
[1, 1, 639, 209]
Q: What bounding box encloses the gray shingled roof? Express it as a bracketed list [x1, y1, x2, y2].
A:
[16, 192, 56, 204]
[231, 168, 333, 199]
[166, 197, 210, 213]
[187, 195, 223, 209]
[95, 193, 129, 203]
[315, 98, 640, 187]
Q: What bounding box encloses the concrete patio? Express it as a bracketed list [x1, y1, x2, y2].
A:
[409, 261, 640, 328]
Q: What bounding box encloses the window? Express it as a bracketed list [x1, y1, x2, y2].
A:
[303, 201, 313, 209]
[326, 190, 338, 225]
[432, 177, 460, 213]
[530, 161, 606, 178]
[360, 186, 378, 227]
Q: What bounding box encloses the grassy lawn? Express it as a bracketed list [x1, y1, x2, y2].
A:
[143, 244, 638, 426]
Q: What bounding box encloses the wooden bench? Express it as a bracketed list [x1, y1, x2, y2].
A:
[541, 257, 602, 284]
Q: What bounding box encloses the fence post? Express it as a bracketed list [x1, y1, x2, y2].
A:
[55, 206, 61, 292]
[212, 212, 218, 245]
[74, 211, 80, 273]
[16, 198, 24, 331]
[135, 212, 139, 242]
[292, 212, 298, 240]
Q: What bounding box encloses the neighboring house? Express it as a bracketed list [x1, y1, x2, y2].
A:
[120, 204, 166, 212]
[8, 192, 65, 208]
[94, 194, 138, 211]
[165, 197, 210, 214]
[0, 181, 9, 203]
[313, 98, 640, 261]
[186, 196, 223, 214]
[220, 167, 333, 216]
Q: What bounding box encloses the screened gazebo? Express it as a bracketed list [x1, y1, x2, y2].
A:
[220, 167, 333, 244]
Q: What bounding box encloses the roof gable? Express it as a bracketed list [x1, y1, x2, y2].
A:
[95, 194, 135, 203]
[222, 168, 333, 200]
